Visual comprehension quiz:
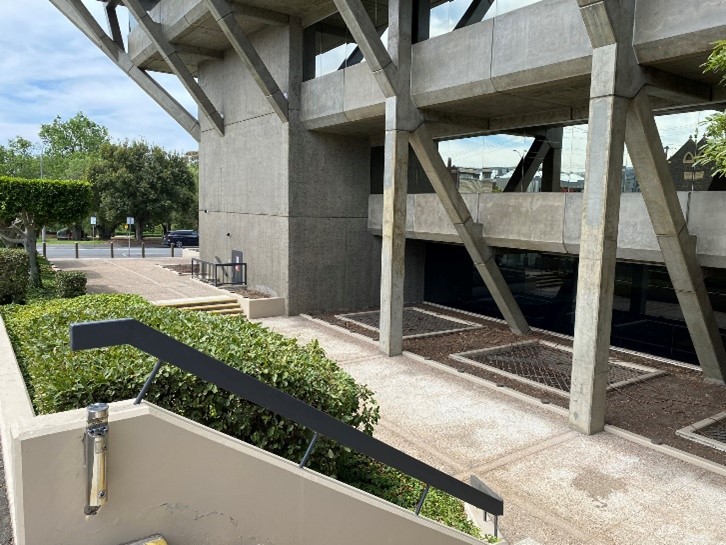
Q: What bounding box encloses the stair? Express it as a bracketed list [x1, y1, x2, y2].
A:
[154, 296, 243, 316]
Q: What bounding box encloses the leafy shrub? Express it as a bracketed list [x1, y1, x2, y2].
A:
[1, 294, 379, 475]
[338, 452, 486, 538]
[55, 271, 87, 298]
[0, 248, 29, 304]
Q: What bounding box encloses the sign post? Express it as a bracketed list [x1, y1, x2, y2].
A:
[126, 217, 134, 257]
[90, 216, 97, 243]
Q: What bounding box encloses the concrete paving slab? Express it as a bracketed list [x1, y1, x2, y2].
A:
[51, 258, 228, 301]
[258, 316, 726, 545]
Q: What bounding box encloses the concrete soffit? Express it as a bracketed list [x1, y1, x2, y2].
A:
[48, 0, 201, 141]
[121, 0, 226, 136]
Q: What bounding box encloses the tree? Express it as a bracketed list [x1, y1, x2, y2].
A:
[39, 112, 110, 158]
[696, 41, 726, 176]
[0, 176, 92, 286]
[0, 137, 40, 179]
[88, 141, 197, 240]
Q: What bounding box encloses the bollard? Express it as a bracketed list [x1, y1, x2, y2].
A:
[75, 242, 79, 259]
[171, 245, 175, 258]
[110, 242, 114, 258]
[141, 242, 146, 258]
[42, 242, 46, 257]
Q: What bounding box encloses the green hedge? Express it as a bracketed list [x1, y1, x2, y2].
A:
[1, 294, 379, 475]
[55, 271, 87, 298]
[0, 248, 29, 304]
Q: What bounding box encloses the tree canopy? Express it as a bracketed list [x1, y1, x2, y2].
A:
[88, 140, 197, 239]
[696, 40, 726, 176]
[0, 176, 92, 285]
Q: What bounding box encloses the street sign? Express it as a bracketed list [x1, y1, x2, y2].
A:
[90, 216, 97, 225]
[127, 217, 135, 225]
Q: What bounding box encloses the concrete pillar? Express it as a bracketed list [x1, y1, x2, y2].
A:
[380, 125, 410, 356]
[541, 127, 563, 193]
[569, 89, 628, 435]
[379, 0, 415, 356]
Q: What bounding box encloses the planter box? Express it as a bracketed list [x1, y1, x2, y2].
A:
[240, 296, 285, 319]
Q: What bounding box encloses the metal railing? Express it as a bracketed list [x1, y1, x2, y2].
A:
[69, 318, 504, 520]
[191, 258, 247, 286]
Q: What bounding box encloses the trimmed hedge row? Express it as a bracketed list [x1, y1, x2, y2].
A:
[0, 248, 28, 304]
[1, 294, 379, 475]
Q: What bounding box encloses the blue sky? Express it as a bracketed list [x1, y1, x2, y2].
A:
[0, 0, 715, 169]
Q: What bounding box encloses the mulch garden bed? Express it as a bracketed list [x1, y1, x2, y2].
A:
[314, 303, 726, 466]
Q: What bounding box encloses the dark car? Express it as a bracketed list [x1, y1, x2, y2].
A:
[162, 230, 199, 248]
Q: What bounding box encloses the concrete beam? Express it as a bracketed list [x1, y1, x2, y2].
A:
[410, 124, 530, 335]
[569, 95, 628, 435]
[332, 0, 398, 97]
[642, 67, 713, 104]
[122, 0, 225, 136]
[50, 0, 200, 141]
[173, 43, 225, 60]
[204, 0, 289, 123]
[625, 91, 726, 384]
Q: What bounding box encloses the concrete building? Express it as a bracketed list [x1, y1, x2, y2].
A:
[51, 0, 726, 434]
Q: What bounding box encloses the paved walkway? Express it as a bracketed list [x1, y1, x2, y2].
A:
[4, 258, 725, 544]
[259, 316, 726, 545]
[51, 257, 226, 301]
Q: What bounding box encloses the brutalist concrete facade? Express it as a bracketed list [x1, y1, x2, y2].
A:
[197, 22, 380, 314]
[53, 0, 726, 434]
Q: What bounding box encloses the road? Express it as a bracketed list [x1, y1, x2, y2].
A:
[42, 244, 185, 259]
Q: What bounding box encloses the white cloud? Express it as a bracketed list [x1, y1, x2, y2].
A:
[0, 0, 197, 152]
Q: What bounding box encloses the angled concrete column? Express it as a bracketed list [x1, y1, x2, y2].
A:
[569, 93, 628, 435]
[122, 0, 225, 135]
[204, 0, 289, 122]
[50, 0, 200, 140]
[625, 91, 726, 384]
[334, 0, 529, 340]
[410, 125, 530, 335]
[504, 136, 551, 193]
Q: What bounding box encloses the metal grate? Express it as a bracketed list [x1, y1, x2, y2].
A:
[695, 420, 726, 444]
[452, 341, 663, 396]
[337, 307, 479, 338]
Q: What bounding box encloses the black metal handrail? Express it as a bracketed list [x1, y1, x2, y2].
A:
[191, 258, 247, 286]
[69, 318, 503, 516]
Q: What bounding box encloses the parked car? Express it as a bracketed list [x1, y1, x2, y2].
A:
[162, 230, 199, 248]
[56, 228, 71, 240]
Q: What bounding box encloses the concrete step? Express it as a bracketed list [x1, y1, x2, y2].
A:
[209, 308, 245, 315]
[155, 295, 238, 309]
[181, 302, 241, 312]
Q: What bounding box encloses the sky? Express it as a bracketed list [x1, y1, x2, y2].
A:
[0, 0, 717, 168]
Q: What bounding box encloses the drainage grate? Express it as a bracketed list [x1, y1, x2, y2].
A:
[451, 341, 664, 397]
[677, 412, 726, 452]
[336, 307, 480, 338]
